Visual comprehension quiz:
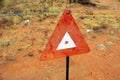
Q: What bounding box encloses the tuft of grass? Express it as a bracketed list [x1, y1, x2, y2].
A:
[12, 16, 22, 24]
[110, 35, 120, 42]
[37, 39, 44, 45]
[83, 8, 94, 15]
[83, 15, 119, 31]
[0, 0, 13, 7]
[95, 4, 108, 9]
[49, 5, 65, 12]
[0, 16, 22, 27]
[0, 17, 13, 27]
[22, 44, 33, 50]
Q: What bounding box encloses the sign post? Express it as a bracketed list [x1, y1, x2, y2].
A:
[66, 56, 69, 80]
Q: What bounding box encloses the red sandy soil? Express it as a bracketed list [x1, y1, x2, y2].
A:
[0, 33, 120, 80]
[0, 0, 120, 80]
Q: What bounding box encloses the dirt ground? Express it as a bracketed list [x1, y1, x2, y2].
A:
[0, 0, 120, 80]
[0, 34, 120, 80]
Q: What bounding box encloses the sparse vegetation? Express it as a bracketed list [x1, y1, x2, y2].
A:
[82, 15, 119, 31]
[0, 0, 12, 7]
[0, 0, 66, 27]
[95, 4, 108, 9]
[0, 0, 120, 67]
[0, 0, 120, 80]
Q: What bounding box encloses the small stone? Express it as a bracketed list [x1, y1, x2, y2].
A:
[24, 19, 30, 25]
[98, 44, 107, 50]
[86, 29, 93, 33]
[106, 41, 115, 46]
[28, 53, 34, 57]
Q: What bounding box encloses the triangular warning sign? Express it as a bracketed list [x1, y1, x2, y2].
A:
[56, 32, 76, 50]
[40, 10, 90, 60]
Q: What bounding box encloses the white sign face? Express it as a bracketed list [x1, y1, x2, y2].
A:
[56, 32, 76, 50]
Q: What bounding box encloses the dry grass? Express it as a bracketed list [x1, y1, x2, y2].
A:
[82, 14, 119, 31]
